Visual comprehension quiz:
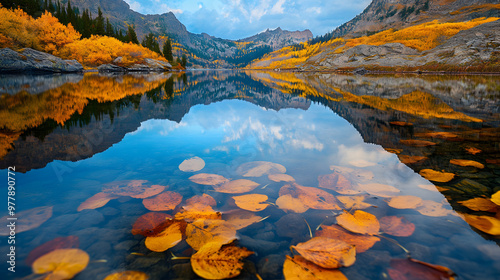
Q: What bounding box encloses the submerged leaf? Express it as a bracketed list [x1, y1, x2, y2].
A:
[179, 156, 205, 172]
[186, 194, 217, 208]
[26, 236, 79, 266]
[337, 195, 374, 210]
[145, 222, 183, 252]
[103, 271, 149, 280]
[233, 194, 269, 212]
[349, 159, 376, 167]
[175, 205, 222, 222]
[189, 173, 229, 185]
[32, 248, 89, 280]
[415, 200, 451, 217]
[131, 212, 173, 236]
[283, 255, 348, 280]
[191, 242, 253, 280]
[224, 210, 263, 230]
[379, 216, 415, 237]
[77, 192, 119, 212]
[419, 169, 455, 183]
[449, 159, 484, 169]
[316, 224, 380, 253]
[280, 183, 342, 210]
[213, 179, 260, 194]
[387, 196, 423, 209]
[186, 219, 237, 251]
[458, 197, 498, 212]
[330, 166, 374, 181]
[276, 194, 309, 213]
[291, 237, 356, 269]
[357, 183, 400, 198]
[142, 191, 183, 211]
[336, 210, 380, 235]
[236, 161, 286, 177]
[388, 258, 456, 280]
[103, 180, 165, 199]
[318, 173, 361, 195]
[462, 214, 500, 235]
[268, 173, 295, 182]
[0, 206, 53, 236]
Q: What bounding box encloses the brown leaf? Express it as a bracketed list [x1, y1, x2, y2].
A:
[236, 161, 286, 177]
[179, 156, 205, 172]
[175, 205, 222, 222]
[268, 173, 295, 182]
[398, 155, 428, 164]
[232, 194, 269, 212]
[185, 194, 217, 208]
[400, 139, 437, 147]
[77, 192, 119, 212]
[186, 219, 237, 251]
[0, 206, 53, 236]
[318, 173, 361, 195]
[283, 255, 348, 280]
[32, 248, 89, 280]
[387, 196, 424, 209]
[103, 180, 165, 199]
[357, 183, 400, 198]
[291, 237, 356, 269]
[415, 132, 459, 139]
[191, 242, 253, 279]
[142, 191, 183, 211]
[458, 197, 498, 212]
[390, 121, 413, 127]
[103, 271, 149, 280]
[189, 173, 229, 185]
[336, 210, 380, 235]
[131, 212, 173, 236]
[419, 169, 455, 183]
[213, 179, 260, 194]
[224, 210, 262, 230]
[379, 216, 415, 237]
[145, 222, 183, 252]
[462, 214, 500, 235]
[26, 236, 79, 266]
[280, 183, 342, 210]
[316, 224, 380, 253]
[337, 195, 374, 210]
[388, 258, 456, 280]
[465, 147, 481, 155]
[415, 200, 451, 217]
[276, 194, 309, 213]
[449, 159, 484, 169]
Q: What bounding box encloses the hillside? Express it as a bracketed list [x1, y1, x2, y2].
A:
[239, 27, 313, 50]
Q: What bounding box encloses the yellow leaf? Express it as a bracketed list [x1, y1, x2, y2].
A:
[280, 183, 342, 210]
[283, 255, 348, 280]
[268, 173, 295, 182]
[458, 197, 498, 212]
[213, 179, 260, 194]
[179, 156, 205, 172]
[336, 210, 380, 235]
[491, 191, 500, 206]
[419, 169, 455, 183]
[191, 242, 253, 279]
[77, 192, 118, 212]
[357, 183, 400, 198]
[462, 214, 500, 235]
[189, 173, 229, 185]
[145, 223, 183, 252]
[233, 194, 269, 212]
[32, 248, 89, 280]
[337, 195, 373, 210]
[387, 195, 424, 209]
[175, 205, 222, 222]
[103, 271, 149, 280]
[186, 219, 237, 251]
[142, 191, 183, 211]
[398, 155, 428, 164]
[236, 161, 286, 177]
[316, 224, 380, 253]
[224, 210, 262, 230]
[449, 159, 484, 169]
[276, 194, 309, 213]
[291, 237, 356, 269]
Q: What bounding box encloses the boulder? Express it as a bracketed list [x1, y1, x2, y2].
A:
[97, 64, 127, 73]
[0, 48, 83, 73]
[144, 58, 172, 71]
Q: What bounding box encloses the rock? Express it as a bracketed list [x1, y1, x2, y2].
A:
[238, 235, 287, 255]
[144, 58, 172, 71]
[353, 67, 368, 75]
[275, 213, 308, 239]
[0, 48, 83, 73]
[97, 64, 127, 73]
[257, 254, 286, 279]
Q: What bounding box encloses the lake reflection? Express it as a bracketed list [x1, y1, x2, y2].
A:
[0, 71, 499, 280]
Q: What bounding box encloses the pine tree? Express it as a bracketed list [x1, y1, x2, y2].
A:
[181, 54, 187, 67]
[95, 7, 105, 35]
[162, 39, 173, 61]
[106, 18, 114, 37]
[126, 25, 139, 44]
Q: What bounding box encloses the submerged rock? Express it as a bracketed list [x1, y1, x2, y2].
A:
[98, 59, 172, 73]
[0, 48, 83, 73]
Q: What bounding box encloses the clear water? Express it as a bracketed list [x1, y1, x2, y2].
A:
[1, 71, 499, 279]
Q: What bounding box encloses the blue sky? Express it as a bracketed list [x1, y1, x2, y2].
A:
[123, 0, 371, 40]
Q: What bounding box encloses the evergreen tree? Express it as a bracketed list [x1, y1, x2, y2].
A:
[162, 39, 173, 61]
[181, 54, 187, 67]
[106, 18, 114, 37]
[95, 7, 105, 35]
[126, 25, 139, 44]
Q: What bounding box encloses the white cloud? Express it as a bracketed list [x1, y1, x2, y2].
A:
[270, 0, 286, 14]
[306, 7, 321, 14]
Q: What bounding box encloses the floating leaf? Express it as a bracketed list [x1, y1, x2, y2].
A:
[462, 214, 500, 235]
[416, 132, 459, 139]
[318, 173, 361, 195]
[236, 161, 286, 177]
[349, 159, 376, 167]
[415, 200, 451, 217]
[491, 191, 500, 206]
[390, 121, 413, 127]
[103, 180, 166, 199]
[379, 216, 415, 237]
[280, 183, 341, 210]
[26, 236, 79, 266]
[283, 255, 348, 280]
[131, 212, 173, 236]
[400, 139, 437, 147]
[357, 183, 400, 198]
[337, 195, 374, 210]
[458, 197, 498, 212]
[179, 156, 205, 172]
[233, 194, 269, 212]
[189, 173, 229, 185]
[142, 191, 183, 211]
[291, 237, 356, 269]
[268, 173, 295, 182]
[316, 224, 380, 253]
[32, 248, 89, 280]
[276, 194, 309, 213]
[186, 194, 217, 208]
[465, 147, 481, 155]
[419, 169, 455, 183]
[385, 148, 403, 154]
[104, 271, 149, 280]
[213, 179, 260, 194]
[329, 166, 374, 182]
[417, 184, 440, 192]
[0, 206, 53, 236]
[145, 222, 183, 252]
[449, 159, 484, 169]
[387, 196, 423, 209]
[186, 219, 237, 251]
[77, 192, 119, 212]
[191, 242, 253, 279]
[224, 210, 263, 230]
[398, 155, 428, 164]
[336, 210, 380, 235]
[388, 258, 456, 280]
[175, 205, 222, 222]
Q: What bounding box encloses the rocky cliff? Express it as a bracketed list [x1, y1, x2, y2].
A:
[239, 27, 313, 50]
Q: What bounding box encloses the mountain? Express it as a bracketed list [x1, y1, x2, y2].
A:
[61, 0, 312, 68]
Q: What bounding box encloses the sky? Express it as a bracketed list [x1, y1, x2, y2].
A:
[123, 0, 371, 40]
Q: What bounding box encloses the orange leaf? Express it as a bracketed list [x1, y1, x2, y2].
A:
[103, 180, 166, 199]
[145, 222, 183, 252]
[280, 183, 342, 210]
[142, 191, 182, 211]
[213, 179, 260, 194]
[77, 192, 118, 211]
[26, 236, 79, 266]
[283, 255, 348, 280]
[185, 194, 217, 208]
[492, 191, 500, 206]
[400, 139, 437, 147]
[458, 197, 498, 212]
[462, 214, 500, 235]
[224, 210, 262, 230]
[387, 196, 423, 209]
[232, 194, 269, 212]
[189, 173, 229, 185]
[419, 169, 455, 183]
[191, 242, 253, 279]
[318, 173, 361, 195]
[276, 194, 309, 213]
[449, 159, 484, 169]
[131, 212, 173, 236]
[337, 195, 374, 210]
[186, 219, 237, 251]
[291, 237, 356, 269]
[32, 248, 89, 280]
[103, 271, 149, 280]
[268, 173, 295, 182]
[0, 206, 52, 236]
[380, 216, 415, 237]
[390, 121, 413, 126]
[175, 205, 222, 222]
[316, 224, 380, 253]
[236, 161, 286, 177]
[336, 210, 380, 235]
[388, 258, 456, 280]
[357, 183, 400, 198]
[465, 147, 481, 155]
[398, 155, 428, 164]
